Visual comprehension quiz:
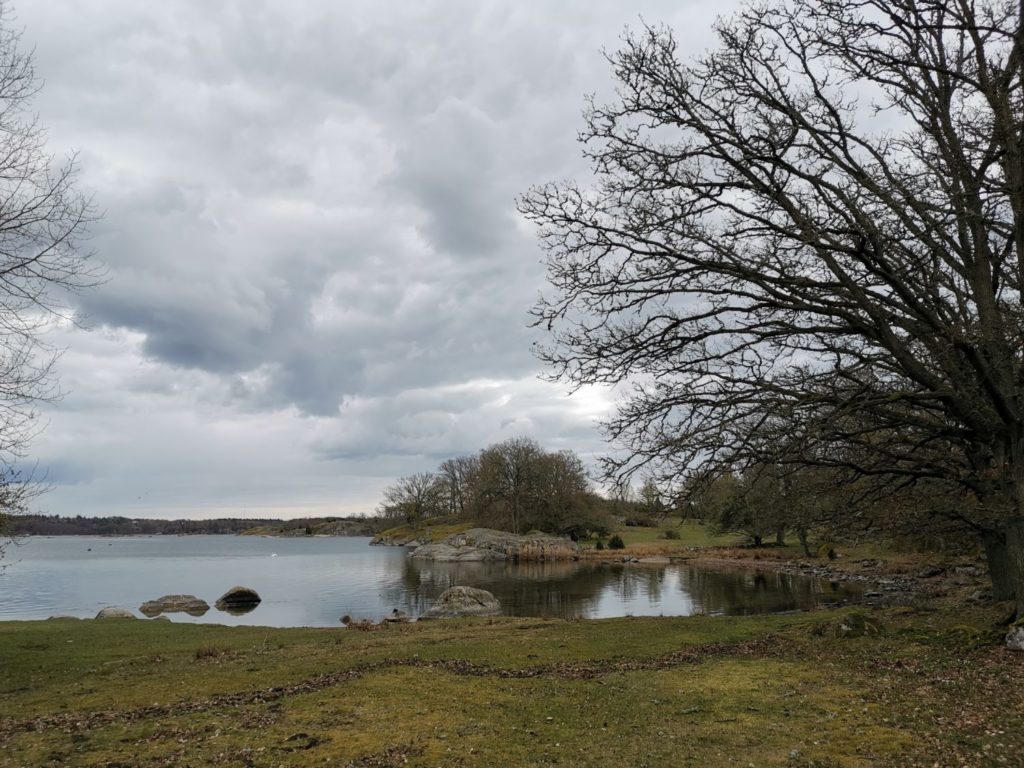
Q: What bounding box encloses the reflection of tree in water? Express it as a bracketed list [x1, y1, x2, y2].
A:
[606, 565, 666, 604]
[382, 558, 628, 618]
[376, 558, 863, 619]
[681, 567, 862, 616]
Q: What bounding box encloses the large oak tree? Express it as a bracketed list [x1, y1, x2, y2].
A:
[520, 0, 1024, 614]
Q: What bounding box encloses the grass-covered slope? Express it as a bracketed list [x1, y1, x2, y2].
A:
[1, 607, 1021, 767]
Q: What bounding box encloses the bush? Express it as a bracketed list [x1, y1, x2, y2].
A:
[595, 539, 605, 550]
[622, 515, 658, 527]
[608, 534, 626, 550]
[660, 528, 681, 540]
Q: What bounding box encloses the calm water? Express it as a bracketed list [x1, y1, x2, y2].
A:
[0, 535, 863, 626]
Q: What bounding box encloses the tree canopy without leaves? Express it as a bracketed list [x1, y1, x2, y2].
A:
[0, 4, 97, 538]
[520, 1, 1024, 613]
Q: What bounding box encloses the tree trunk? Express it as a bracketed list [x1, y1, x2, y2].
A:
[1005, 518, 1024, 619]
[775, 527, 785, 546]
[983, 529, 1016, 601]
[797, 527, 812, 557]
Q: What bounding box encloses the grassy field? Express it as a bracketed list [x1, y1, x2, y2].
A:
[2, 605, 1022, 767]
[591, 519, 742, 552]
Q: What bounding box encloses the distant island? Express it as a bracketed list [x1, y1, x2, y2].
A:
[6, 514, 384, 537]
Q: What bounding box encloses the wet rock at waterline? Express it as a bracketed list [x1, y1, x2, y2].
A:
[215, 586, 261, 615]
[140, 594, 210, 617]
[95, 607, 136, 619]
[420, 586, 501, 619]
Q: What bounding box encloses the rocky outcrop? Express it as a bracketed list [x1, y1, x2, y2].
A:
[215, 586, 262, 611]
[95, 607, 136, 619]
[139, 594, 210, 617]
[371, 532, 418, 546]
[409, 541, 506, 562]
[420, 586, 501, 619]
[410, 528, 581, 562]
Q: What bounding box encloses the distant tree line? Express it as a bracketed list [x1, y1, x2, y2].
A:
[7, 514, 384, 537]
[377, 437, 615, 538]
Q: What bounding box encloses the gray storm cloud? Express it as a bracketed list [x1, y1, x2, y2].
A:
[14, 0, 734, 517]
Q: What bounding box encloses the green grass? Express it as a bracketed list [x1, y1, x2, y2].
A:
[2, 606, 1021, 767]
[588, 518, 741, 552]
[372, 518, 474, 543]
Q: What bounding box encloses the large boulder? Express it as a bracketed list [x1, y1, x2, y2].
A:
[411, 528, 581, 562]
[409, 542, 506, 562]
[420, 586, 501, 620]
[140, 594, 210, 617]
[95, 607, 136, 620]
[215, 586, 262, 611]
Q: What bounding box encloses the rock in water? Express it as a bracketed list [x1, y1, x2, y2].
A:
[215, 586, 262, 612]
[139, 594, 210, 617]
[95, 607, 136, 619]
[1006, 624, 1024, 651]
[420, 586, 501, 620]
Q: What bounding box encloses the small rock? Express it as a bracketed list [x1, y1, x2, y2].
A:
[863, 591, 883, 598]
[140, 594, 210, 617]
[95, 607, 136, 620]
[420, 586, 501, 620]
[1006, 625, 1024, 651]
[215, 586, 261, 608]
[916, 565, 945, 578]
[953, 565, 983, 577]
[835, 612, 883, 638]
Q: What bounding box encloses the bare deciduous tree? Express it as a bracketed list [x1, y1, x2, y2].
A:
[520, 1, 1024, 613]
[438, 455, 478, 517]
[377, 472, 446, 525]
[0, 5, 98, 538]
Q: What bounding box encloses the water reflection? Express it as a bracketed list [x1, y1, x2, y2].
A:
[381, 557, 863, 620]
[215, 603, 259, 617]
[0, 536, 865, 626]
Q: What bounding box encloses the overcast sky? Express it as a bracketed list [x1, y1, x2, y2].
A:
[17, 1, 739, 519]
